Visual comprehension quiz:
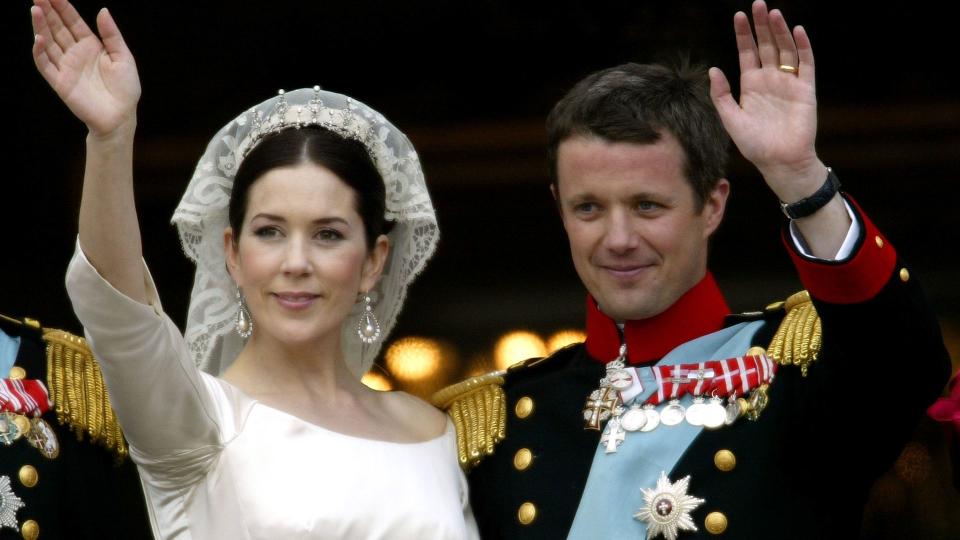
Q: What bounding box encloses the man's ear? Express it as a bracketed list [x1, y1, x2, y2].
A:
[702, 179, 730, 238]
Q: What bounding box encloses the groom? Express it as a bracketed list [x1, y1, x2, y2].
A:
[438, 2, 950, 539]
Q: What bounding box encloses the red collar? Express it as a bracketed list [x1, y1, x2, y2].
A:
[584, 273, 730, 365]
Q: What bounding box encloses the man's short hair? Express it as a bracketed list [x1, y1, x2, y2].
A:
[546, 61, 730, 210]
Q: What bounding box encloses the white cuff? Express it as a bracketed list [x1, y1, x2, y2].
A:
[788, 198, 860, 262]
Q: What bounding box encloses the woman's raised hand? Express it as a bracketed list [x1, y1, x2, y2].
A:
[31, 0, 140, 137]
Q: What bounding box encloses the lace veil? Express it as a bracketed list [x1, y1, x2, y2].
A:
[171, 88, 438, 377]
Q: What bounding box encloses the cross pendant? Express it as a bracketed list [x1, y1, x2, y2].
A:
[583, 387, 621, 431]
[602, 419, 626, 453]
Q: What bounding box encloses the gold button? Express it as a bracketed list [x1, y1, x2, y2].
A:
[8, 366, 27, 380]
[19, 465, 38, 488]
[705, 511, 728, 534]
[714, 449, 736, 472]
[517, 502, 537, 525]
[875, 236, 884, 248]
[900, 268, 910, 282]
[745, 346, 766, 357]
[21, 520, 39, 540]
[514, 448, 533, 471]
[515, 396, 534, 419]
[24, 318, 40, 329]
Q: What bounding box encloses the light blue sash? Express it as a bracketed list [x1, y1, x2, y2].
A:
[0, 328, 20, 375]
[567, 321, 765, 540]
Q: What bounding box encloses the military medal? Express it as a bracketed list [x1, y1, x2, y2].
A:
[0, 475, 25, 530]
[724, 395, 741, 425]
[702, 396, 727, 429]
[685, 396, 706, 426]
[634, 471, 705, 540]
[26, 417, 59, 459]
[607, 368, 634, 391]
[585, 350, 778, 444]
[605, 344, 633, 391]
[0, 412, 22, 445]
[640, 404, 661, 432]
[601, 416, 626, 453]
[660, 399, 686, 426]
[12, 415, 31, 437]
[584, 344, 629, 431]
[620, 404, 647, 432]
[685, 363, 714, 427]
[583, 387, 621, 431]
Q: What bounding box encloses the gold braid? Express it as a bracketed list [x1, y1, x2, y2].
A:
[432, 373, 507, 469]
[766, 291, 822, 377]
[43, 329, 128, 460]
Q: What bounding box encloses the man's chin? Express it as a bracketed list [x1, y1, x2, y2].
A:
[595, 296, 661, 322]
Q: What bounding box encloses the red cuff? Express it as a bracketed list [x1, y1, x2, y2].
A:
[784, 196, 897, 304]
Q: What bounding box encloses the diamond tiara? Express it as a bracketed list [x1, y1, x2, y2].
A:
[240, 86, 377, 159]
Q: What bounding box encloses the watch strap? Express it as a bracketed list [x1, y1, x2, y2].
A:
[780, 167, 841, 220]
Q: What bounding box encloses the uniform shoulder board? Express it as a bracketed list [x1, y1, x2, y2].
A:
[764, 290, 821, 377]
[432, 371, 507, 470]
[431, 354, 558, 470]
[42, 328, 128, 460]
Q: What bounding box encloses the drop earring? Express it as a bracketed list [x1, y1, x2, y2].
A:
[235, 287, 253, 339]
[357, 294, 381, 344]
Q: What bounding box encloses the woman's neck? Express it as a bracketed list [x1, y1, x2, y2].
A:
[223, 331, 366, 406]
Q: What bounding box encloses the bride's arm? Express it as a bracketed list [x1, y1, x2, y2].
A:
[34, 0, 222, 463]
[32, 0, 145, 302]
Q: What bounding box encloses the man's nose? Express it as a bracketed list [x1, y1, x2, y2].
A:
[602, 210, 638, 253]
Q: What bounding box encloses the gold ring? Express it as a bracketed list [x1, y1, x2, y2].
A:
[778, 64, 798, 74]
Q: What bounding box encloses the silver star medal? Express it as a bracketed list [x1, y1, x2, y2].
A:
[0, 475, 26, 530]
[634, 471, 705, 540]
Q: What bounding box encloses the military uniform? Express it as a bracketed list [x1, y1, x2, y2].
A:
[437, 200, 951, 539]
[0, 314, 152, 540]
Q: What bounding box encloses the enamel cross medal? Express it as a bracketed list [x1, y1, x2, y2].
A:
[601, 414, 626, 453]
[583, 344, 630, 431]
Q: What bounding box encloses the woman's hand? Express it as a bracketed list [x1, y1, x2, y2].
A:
[31, 0, 140, 138]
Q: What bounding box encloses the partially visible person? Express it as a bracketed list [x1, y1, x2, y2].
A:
[31, 0, 476, 538]
[1, 313, 152, 540]
[436, 2, 951, 538]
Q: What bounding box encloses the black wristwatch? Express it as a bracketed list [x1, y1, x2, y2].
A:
[779, 167, 841, 220]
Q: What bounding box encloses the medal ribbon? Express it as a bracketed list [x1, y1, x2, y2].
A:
[0, 378, 52, 416]
[644, 355, 776, 406]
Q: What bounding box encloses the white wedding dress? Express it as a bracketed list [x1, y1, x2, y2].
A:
[66, 244, 478, 540]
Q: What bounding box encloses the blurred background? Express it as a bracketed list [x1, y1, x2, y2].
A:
[2, 1, 959, 536]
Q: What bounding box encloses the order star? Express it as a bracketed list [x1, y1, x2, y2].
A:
[634, 471, 705, 540]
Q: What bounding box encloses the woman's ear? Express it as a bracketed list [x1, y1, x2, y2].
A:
[360, 234, 390, 293]
[223, 227, 240, 282]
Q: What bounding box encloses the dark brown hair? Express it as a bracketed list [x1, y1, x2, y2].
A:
[546, 61, 729, 210]
[229, 126, 387, 248]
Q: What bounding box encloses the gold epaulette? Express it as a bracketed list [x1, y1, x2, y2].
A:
[43, 329, 128, 460]
[431, 372, 507, 470]
[766, 290, 822, 377]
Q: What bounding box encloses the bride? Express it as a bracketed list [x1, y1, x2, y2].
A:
[31, 0, 477, 538]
